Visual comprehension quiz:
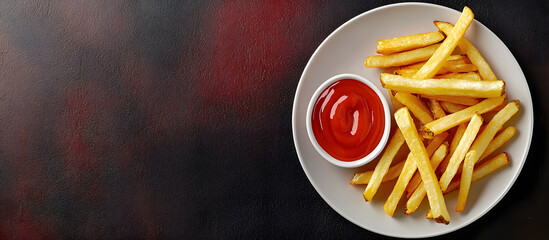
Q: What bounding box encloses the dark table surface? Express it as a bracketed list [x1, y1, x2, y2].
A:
[0, 0, 548, 239]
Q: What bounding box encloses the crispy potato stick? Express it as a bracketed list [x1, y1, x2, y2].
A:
[401, 55, 469, 70]
[443, 63, 477, 73]
[405, 143, 449, 215]
[389, 90, 405, 110]
[440, 101, 468, 114]
[412, 7, 474, 79]
[394, 108, 450, 224]
[436, 123, 467, 176]
[444, 153, 509, 193]
[366, 43, 441, 68]
[426, 210, 433, 219]
[435, 21, 497, 81]
[363, 130, 406, 201]
[455, 101, 520, 211]
[380, 74, 504, 98]
[421, 95, 480, 106]
[377, 32, 445, 54]
[350, 160, 405, 185]
[479, 126, 516, 161]
[395, 92, 434, 125]
[396, 63, 477, 77]
[406, 133, 449, 195]
[435, 72, 482, 81]
[421, 95, 506, 138]
[456, 151, 476, 211]
[384, 154, 415, 216]
[384, 132, 447, 216]
[427, 99, 446, 120]
[395, 68, 419, 78]
[439, 114, 483, 191]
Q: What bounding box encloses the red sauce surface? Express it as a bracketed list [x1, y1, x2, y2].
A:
[311, 79, 385, 161]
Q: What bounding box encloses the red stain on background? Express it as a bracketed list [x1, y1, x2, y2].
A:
[199, 1, 314, 102]
[59, 82, 117, 202]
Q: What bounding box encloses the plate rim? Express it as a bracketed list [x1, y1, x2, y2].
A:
[292, 2, 534, 238]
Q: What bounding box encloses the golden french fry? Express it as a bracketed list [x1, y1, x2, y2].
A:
[377, 32, 445, 54]
[401, 55, 469, 70]
[383, 135, 447, 217]
[394, 108, 450, 224]
[427, 99, 447, 120]
[389, 90, 405, 110]
[406, 132, 449, 196]
[455, 101, 520, 211]
[435, 72, 482, 81]
[380, 73, 505, 98]
[421, 95, 506, 138]
[405, 143, 448, 215]
[456, 151, 476, 211]
[395, 68, 419, 78]
[413, 7, 474, 79]
[366, 44, 441, 68]
[439, 114, 483, 191]
[363, 130, 406, 201]
[440, 101, 468, 114]
[421, 95, 480, 106]
[436, 123, 468, 176]
[435, 21, 497, 81]
[426, 209, 433, 219]
[395, 92, 434, 125]
[384, 154, 415, 216]
[479, 126, 516, 161]
[444, 153, 509, 193]
[350, 160, 405, 185]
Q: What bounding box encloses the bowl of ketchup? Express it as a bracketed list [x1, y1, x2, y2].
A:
[306, 73, 391, 168]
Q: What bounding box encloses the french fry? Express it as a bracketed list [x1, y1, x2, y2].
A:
[439, 114, 483, 191]
[406, 132, 449, 195]
[444, 153, 509, 193]
[421, 94, 480, 106]
[397, 64, 477, 76]
[426, 210, 433, 219]
[366, 43, 441, 68]
[440, 101, 468, 114]
[377, 32, 445, 54]
[405, 143, 449, 214]
[393, 108, 450, 224]
[455, 101, 520, 211]
[436, 123, 468, 176]
[435, 21, 497, 81]
[395, 68, 419, 78]
[363, 130, 406, 201]
[456, 151, 476, 211]
[380, 73, 505, 98]
[400, 55, 470, 70]
[421, 95, 506, 138]
[435, 72, 482, 81]
[394, 92, 434, 125]
[427, 99, 446, 120]
[389, 90, 405, 110]
[384, 154, 415, 216]
[383, 133, 447, 217]
[350, 160, 405, 185]
[479, 126, 516, 161]
[413, 7, 474, 79]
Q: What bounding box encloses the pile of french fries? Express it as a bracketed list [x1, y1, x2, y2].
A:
[351, 6, 520, 225]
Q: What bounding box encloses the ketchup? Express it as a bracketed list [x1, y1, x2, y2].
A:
[311, 79, 385, 161]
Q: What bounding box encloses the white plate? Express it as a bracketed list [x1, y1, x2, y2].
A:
[292, 2, 533, 238]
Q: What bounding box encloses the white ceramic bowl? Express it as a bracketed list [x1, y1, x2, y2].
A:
[306, 73, 391, 168]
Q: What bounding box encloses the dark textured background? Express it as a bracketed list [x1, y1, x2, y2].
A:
[0, 0, 547, 239]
